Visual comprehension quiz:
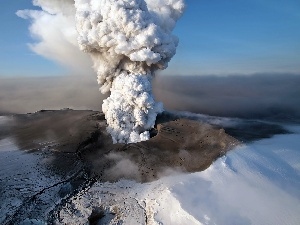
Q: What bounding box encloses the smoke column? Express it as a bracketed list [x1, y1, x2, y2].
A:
[17, 0, 184, 144]
[74, 0, 185, 143]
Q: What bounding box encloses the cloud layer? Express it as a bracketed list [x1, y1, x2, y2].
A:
[153, 73, 300, 120]
[0, 75, 103, 114]
[1, 73, 299, 121]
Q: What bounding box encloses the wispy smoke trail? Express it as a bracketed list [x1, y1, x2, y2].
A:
[16, 0, 93, 75]
[74, 0, 185, 143]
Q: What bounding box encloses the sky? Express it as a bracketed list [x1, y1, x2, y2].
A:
[0, 0, 299, 77]
[0, 1, 65, 77]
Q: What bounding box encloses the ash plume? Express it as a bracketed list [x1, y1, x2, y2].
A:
[18, 0, 185, 144]
[74, 0, 185, 143]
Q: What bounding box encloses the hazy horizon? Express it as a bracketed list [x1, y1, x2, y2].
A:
[1, 73, 299, 121]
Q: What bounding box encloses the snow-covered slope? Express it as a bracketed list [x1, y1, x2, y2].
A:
[1, 115, 299, 224]
[58, 124, 300, 225]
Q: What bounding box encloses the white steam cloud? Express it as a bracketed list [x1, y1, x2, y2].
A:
[75, 0, 184, 143]
[18, 0, 185, 144]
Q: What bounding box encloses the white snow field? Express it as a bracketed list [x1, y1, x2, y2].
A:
[59, 123, 300, 225]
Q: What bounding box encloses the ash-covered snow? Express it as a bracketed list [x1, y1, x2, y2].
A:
[56, 123, 300, 225]
[0, 138, 62, 223]
[1, 114, 299, 224]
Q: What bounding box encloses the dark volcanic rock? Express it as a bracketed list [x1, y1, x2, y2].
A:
[8, 109, 238, 183]
[84, 118, 238, 182]
[12, 109, 100, 153]
[1, 109, 239, 223]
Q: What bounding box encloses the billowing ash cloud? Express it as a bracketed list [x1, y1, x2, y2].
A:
[74, 0, 185, 143]
[18, 0, 185, 144]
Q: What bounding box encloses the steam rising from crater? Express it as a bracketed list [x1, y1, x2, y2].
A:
[74, 0, 185, 143]
[17, 0, 185, 143]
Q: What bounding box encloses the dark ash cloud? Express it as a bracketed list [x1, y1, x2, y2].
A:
[153, 73, 300, 120]
[1, 73, 300, 121]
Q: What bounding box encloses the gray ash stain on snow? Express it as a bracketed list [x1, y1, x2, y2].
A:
[160, 111, 290, 142]
[0, 109, 290, 224]
[0, 111, 95, 224]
